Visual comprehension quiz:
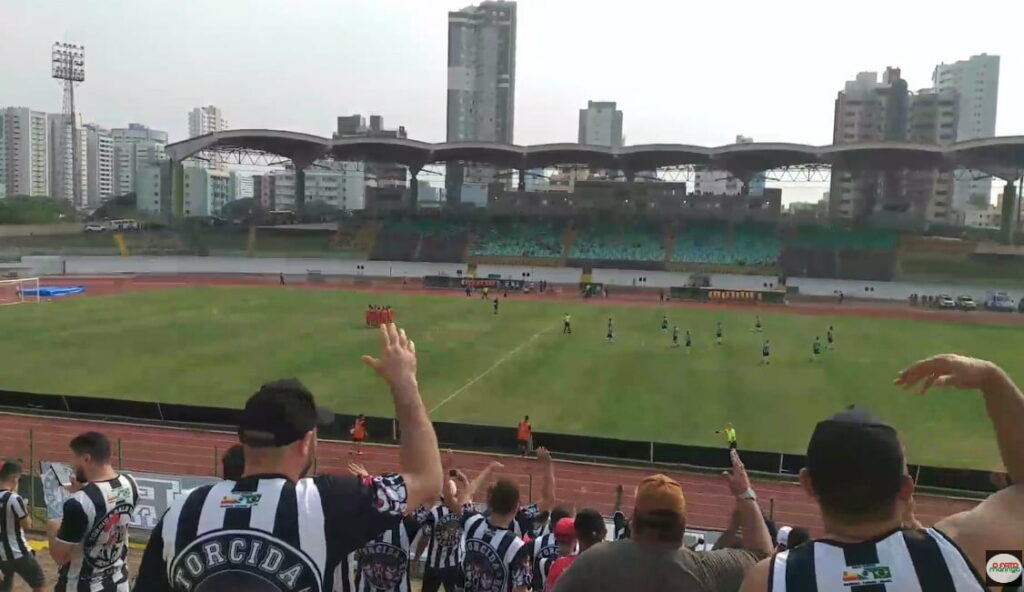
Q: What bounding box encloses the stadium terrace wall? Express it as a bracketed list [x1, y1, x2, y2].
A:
[0, 388, 1000, 495]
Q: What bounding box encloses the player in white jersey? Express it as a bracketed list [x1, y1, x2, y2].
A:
[47, 432, 139, 592]
[740, 355, 1024, 592]
[0, 461, 43, 592]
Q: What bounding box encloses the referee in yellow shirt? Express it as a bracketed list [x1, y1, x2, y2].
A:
[716, 422, 738, 450]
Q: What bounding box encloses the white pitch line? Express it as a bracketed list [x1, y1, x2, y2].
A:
[429, 326, 552, 414]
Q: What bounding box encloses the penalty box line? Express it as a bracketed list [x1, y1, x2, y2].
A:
[429, 325, 553, 415]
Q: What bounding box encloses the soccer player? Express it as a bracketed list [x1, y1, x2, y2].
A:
[661, 315, 668, 331]
[811, 336, 822, 362]
[563, 313, 572, 335]
[754, 316, 762, 332]
[685, 329, 692, 354]
[606, 318, 615, 343]
[827, 325, 835, 350]
[761, 339, 771, 365]
[493, 297, 500, 315]
[672, 326, 680, 347]
[716, 322, 723, 345]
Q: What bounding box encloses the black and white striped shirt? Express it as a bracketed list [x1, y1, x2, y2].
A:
[415, 503, 462, 569]
[527, 531, 563, 591]
[612, 510, 630, 540]
[460, 513, 531, 592]
[55, 474, 139, 592]
[132, 473, 407, 592]
[339, 516, 419, 592]
[770, 528, 985, 592]
[0, 490, 30, 560]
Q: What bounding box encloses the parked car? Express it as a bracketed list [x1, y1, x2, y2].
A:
[936, 294, 957, 309]
[955, 295, 977, 311]
[1019, 297, 1024, 313]
[985, 292, 1016, 312]
[83, 223, 107, 233]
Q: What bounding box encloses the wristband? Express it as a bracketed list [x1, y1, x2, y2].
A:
[737, 488, 757, 501]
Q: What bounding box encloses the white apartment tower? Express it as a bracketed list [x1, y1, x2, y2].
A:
[111, 124, 168, 197]
[1, 108, 49, 197]
[188, 105, 228, 137]
[446, 1, 517, 202]
[85, 124, 114, 206]
[578, 101, 623, 148]
[932, 54, 1000, 209]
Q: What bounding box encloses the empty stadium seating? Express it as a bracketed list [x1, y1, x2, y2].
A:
[469, 220, 563, 259]
[672, 224, 780, 266]
[371, 219, 469, 262]
[570, 222, 664, 262]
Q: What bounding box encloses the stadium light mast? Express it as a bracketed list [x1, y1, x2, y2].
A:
[52, 42, 85, 208]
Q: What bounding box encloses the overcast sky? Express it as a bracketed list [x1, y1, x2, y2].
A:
[4, 0, 1022, 149]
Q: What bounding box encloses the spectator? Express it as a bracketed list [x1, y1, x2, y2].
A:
[774, 526, 809, 552]
[132, 323, 443, 592]
[221, 444, 244, 480]
[525, 506, 574, 591]
[611, 484, 630, 540]
[517, 416, 532, 456]
[417, 454, 479, 592]
[0, 460, 44, 592]
[455, 478, 533, 592]
[457, 447, 557, 539]
[553, 451, 772, 592]
[546, 510, 606, 592]
[740, 354, 1024, 592]
[48, 431, 138, 592]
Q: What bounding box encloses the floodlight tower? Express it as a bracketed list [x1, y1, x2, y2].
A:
[52, 42, 85, 207]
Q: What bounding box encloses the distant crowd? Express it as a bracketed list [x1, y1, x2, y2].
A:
[3, 322, 1022, 592]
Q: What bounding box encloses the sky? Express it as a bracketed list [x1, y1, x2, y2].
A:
[3, 0, 1022, 202]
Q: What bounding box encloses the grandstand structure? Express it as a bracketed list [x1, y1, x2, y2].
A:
[162, 132, 1024, 282]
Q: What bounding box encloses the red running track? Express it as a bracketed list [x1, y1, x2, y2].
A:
[0, 412, 978, 536]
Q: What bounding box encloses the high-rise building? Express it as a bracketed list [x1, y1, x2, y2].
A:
[0, 114, 6, 198]
[828, 68, 909, 222]
[932, 54, 999, 208]
[578, 101, 623, 148]
[182, 165, 231, 217]
[188, 105, 228, 138]
[1, 107, 49, 197]
[229, 171, 254, 201]
[333, 114, 408, 188]
[446, 1, 517, 202]
[693, 135, 765, 196]
[272, 162, 365, 212]
[111, 123, 168, 197]
[903, 88, 959, 225]
[252, 174, 276, 211]
[84, 124, 114, 207]
[47, 113, 88, 207]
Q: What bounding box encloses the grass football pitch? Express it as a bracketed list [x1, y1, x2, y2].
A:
[1, 286, 1019, 471]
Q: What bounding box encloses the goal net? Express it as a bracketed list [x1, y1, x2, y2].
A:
[0, 278, 40, 306]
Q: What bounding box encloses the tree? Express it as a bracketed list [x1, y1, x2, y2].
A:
[0, 195, 78, 224]
[221, 198, 256, 223]
[89, 193, 137, 221]
[300, 200, 342, 223]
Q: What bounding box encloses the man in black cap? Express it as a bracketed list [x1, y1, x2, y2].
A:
[741, 354, 1024, 592]
[132, 323, 443, 592]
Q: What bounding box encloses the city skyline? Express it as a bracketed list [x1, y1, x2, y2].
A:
[3, 0, 1022, 149]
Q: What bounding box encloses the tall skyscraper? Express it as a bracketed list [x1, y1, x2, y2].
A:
[111, 123, 168, 197]
[828, 68, 909, 222]
[1, 107, 49, 197]
[47, 113, 88, 207]
[85, 124, 114, 207]
[446, 1, 517, 202]
[578, 101, 623, 148]
[904, 88, 958, 224]
[188, 105, 228, 137]
[932, 54, 1000, 209]
[694, 135, 765, 196]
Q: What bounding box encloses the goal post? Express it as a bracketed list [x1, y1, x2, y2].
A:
[0, 277, 40, 306]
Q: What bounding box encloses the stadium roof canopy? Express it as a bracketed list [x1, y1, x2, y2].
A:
[166, 130, 1024, 177]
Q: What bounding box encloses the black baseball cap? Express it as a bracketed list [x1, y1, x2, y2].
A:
[238, 379, 334, 448]
[806, 407, 904, 514]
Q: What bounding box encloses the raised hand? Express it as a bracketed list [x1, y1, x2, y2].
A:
[488, 460, 504, 470]
[895, 354, 1000, 394]
[362, 323, 418, 393]
[348, 462, 369, 478]
[536, 447, 552, 464]
[722, 449, 752, 497]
